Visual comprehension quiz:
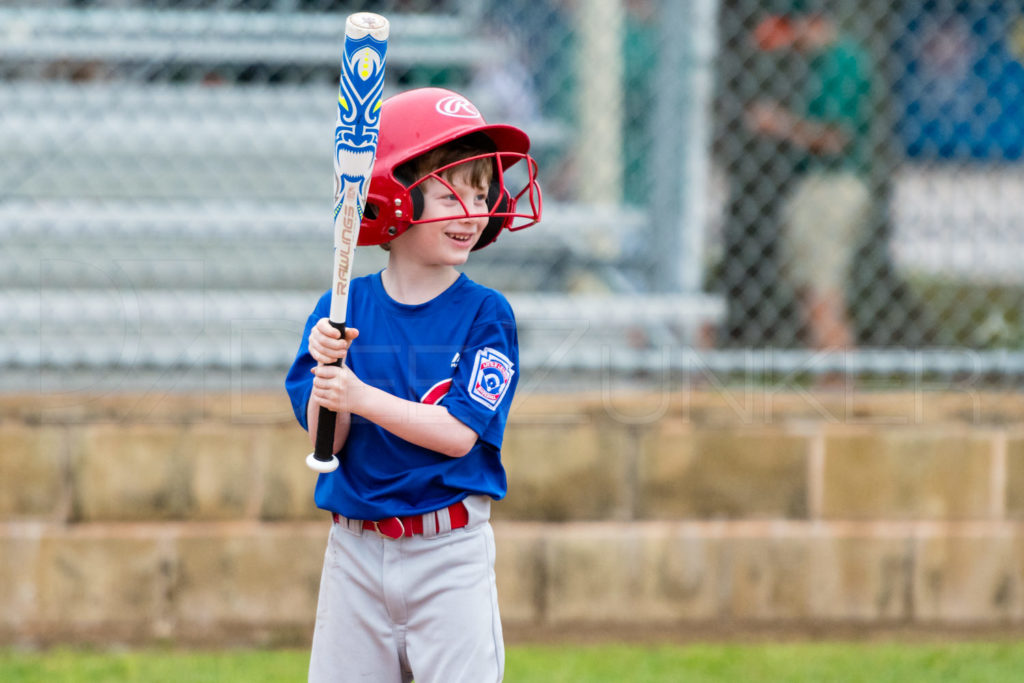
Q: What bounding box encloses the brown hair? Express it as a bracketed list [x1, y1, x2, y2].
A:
[401, 133, 496, 191]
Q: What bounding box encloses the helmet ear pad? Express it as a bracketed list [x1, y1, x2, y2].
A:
[473, 180, 510, 251]
[409, 184, 425, 222]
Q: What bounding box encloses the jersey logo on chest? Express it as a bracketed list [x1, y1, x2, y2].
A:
[421, 379, 453, 405]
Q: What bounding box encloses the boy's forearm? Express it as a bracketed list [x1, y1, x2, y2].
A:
[351, 383, 477, 458]
[307, 394, 352, 455]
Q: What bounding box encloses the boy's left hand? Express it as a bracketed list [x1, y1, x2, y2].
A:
[311, 363, 363, 414]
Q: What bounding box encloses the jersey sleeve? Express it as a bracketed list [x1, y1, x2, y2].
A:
[442, 293, 519, 450]
[284, 291, 331, 431]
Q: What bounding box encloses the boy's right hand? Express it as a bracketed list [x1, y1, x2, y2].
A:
[308, 318, 359, 365]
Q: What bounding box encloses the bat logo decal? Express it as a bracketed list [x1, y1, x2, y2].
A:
[336, 34, 387, 152]
[334, 30, 387, 220]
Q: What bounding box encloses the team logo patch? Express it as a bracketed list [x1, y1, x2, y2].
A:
[435, 95, 481, 119]
[468, 348, 514, 410]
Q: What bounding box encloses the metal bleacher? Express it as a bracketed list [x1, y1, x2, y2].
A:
[0, 5, 724, 393]
[0, 7, 496, 67]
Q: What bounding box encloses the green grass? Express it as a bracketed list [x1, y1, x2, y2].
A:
[0, 648, 307, 683]
[508, 642, 1024, 682]
[3, 641, 1024, 682]
[904, 277, 1024, 349]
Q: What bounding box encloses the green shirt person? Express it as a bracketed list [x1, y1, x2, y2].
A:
[746, 10, 874, 352]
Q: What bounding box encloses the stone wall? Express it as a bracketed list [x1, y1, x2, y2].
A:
[3, 389, 1024, 646]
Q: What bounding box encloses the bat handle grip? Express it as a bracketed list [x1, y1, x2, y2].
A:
[306, 321, 347, 473]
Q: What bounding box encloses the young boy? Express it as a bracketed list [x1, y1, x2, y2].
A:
[285, 87, 541, 683]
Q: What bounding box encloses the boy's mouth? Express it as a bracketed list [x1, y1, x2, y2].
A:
[445, 231, 475, 244]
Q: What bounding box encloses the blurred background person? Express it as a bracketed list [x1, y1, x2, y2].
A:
[712, 2, 806, 347]
[745, 6, 872, 350]
[713, 0, 943, 351]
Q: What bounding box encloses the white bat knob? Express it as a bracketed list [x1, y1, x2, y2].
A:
[306, 452, 339, 473]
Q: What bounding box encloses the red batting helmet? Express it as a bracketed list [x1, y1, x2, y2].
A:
[358, 87, 542, 250]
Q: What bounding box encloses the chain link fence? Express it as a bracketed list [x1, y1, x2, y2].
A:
[2, 0, 1023, 393]
[710, 0, 1024, 387]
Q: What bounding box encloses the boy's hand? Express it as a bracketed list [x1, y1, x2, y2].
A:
[308, 318, 359, 365]
[311, 363, 363, 414]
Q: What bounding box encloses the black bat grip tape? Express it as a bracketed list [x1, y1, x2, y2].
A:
[311, 321, 348, 464]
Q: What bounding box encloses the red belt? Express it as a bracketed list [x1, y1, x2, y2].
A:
[332, 501, 469, 540]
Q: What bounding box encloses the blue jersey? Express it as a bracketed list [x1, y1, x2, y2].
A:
[285, 272, 518, 520]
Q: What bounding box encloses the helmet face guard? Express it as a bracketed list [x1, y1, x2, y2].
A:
[358, 88, 542, 250]
[401, 151, 542, 250]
